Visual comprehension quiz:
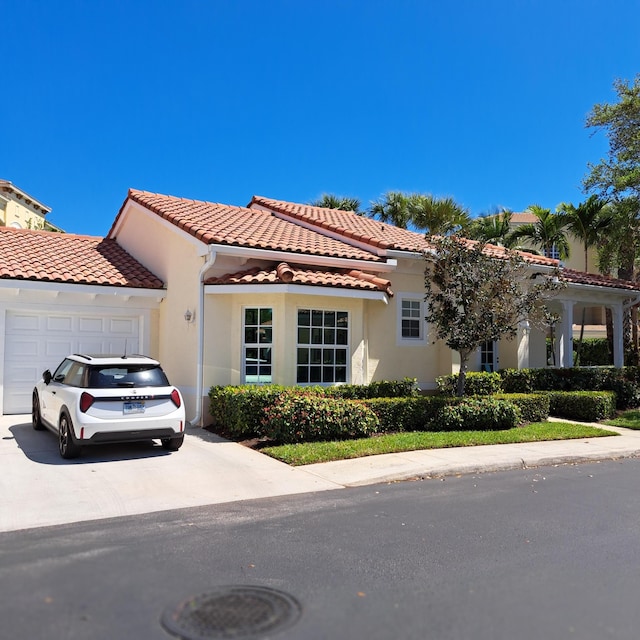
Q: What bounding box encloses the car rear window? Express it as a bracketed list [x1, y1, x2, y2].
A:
[88, 365, 170, 388]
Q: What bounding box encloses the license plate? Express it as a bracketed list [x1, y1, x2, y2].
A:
[123, 401, 145, 415]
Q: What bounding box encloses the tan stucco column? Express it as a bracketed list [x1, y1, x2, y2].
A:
[612, 304, 624, 368]
[559, 300, 574, 368]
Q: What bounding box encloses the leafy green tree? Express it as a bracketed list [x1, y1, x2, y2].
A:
[370, 191, 470, 235]
[584, 77, 640, 359]
[508, 205, 570, 260]
[584, 75, 640, 201]
[310, 194, 362, 213]
[424, 236, 563, 396]
[466, 208, 515, 247]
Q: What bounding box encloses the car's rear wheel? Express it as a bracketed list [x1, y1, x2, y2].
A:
[32, 392, 45, 430]
[161, 435, 184, 451]
[59, 412, 81, 459]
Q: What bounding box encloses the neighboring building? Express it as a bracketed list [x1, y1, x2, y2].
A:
[0, 180, 62, 231]
[1, 188, 639, 421]
[509, 212, 605, 329]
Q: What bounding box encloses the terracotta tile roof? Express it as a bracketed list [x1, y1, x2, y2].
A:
[115, 190, 382, 262]
[249, 196, 559, 267]
[205, 262, 394, 296]
[509, 212, 539, 224]
[0, 227, 164, 289]
[249, 195, 424, 251]
[562, 269, 640, 292]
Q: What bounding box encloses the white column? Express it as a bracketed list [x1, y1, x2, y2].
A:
[517, 320, 530, 369]
[559, 301, 574, 368]
[612, 304, 624, 368]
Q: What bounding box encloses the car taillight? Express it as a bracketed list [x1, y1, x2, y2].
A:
[80, 392, 95, 413]
[170, 388, 182, 408]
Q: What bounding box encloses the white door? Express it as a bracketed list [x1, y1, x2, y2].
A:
[3, 311, 140, 414]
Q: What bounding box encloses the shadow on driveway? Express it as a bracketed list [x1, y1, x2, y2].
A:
[8, 421, 174, 465]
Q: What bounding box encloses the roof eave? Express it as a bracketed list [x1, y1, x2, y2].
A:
[207, 243, 397, 271]
[205, 282, 389, 303]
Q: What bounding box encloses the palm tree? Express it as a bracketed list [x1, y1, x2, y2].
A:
[508, 205, 570, 260]
[558, 195, 613, 364]
[369, 191, 470, 235]
[467, 208, 514, 246]
[558, 195, 612, 272]
[369, 191, 411, 227]
[407, 194, 471, 236]
[310, 194, 362, 213]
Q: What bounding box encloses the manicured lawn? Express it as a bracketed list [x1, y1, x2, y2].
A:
[604, 410, 640, 430]
[262, 421, 617, 466]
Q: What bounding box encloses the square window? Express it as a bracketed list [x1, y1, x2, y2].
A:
[296, 309, 349, 384]
[298, 309, 311, 326]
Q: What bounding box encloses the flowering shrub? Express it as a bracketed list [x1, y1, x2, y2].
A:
[261, 394, 379, 444]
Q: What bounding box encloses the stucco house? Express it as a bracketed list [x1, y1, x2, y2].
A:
[0, 180, 61, 231]
[1, 187, 639, 424]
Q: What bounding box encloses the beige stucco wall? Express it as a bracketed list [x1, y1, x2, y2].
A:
[357, 257, 455, 389]
[202, 291, 367, 391]
[110, 202, 204, 404]
[0, 197, 48, 229]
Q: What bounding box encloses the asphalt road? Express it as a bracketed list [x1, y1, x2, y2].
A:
[2, 458, 640, 640]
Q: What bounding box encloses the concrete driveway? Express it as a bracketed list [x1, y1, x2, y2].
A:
[0, 415, 342, 533]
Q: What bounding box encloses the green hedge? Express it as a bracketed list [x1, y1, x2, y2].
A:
[361, 396, 452, 433]
[324, 378, 419, 399]
[261, 395, 379, 444]
[547, 391, 616, 422]
[209, 379, 418, 438]
[576, 338, 612, 366]
[208, 385, 291, 439]
[436, 371, 502, 396]
[499, 367, 640, 409]
[432, 398, 521, 431]
[495, 393, 550, 423]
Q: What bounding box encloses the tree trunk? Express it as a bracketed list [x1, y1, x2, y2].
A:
[606, 307, 614, 360]
[456, 351, 471, 397]
[632, 305, 639, 365]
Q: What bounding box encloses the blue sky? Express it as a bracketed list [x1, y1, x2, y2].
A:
[2, 0, 639, 236]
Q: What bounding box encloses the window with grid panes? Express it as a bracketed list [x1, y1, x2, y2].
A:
[401, 299, 422, 339]
[296, 309, 348, 383]
[243, 308, 273, 384]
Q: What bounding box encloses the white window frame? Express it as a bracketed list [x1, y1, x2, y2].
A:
[296, 308, 350, 385]
[242, 306, 273, 385]
[396, 294, 428, 346]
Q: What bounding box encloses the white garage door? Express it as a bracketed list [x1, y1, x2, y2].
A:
[3, 311, 140, 414]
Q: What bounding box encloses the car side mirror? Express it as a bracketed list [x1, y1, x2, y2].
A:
[43, 370, 52, 385]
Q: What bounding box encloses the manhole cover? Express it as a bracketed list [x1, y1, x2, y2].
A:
[161, 586, 302, 639]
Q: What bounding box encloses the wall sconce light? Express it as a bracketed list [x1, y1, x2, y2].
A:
[184, 309, 194, 323]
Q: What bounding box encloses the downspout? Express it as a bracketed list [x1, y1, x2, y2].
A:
[189, 247, 217, 426]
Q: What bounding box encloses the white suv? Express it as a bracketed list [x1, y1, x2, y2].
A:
[32, 354, 186, 459]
